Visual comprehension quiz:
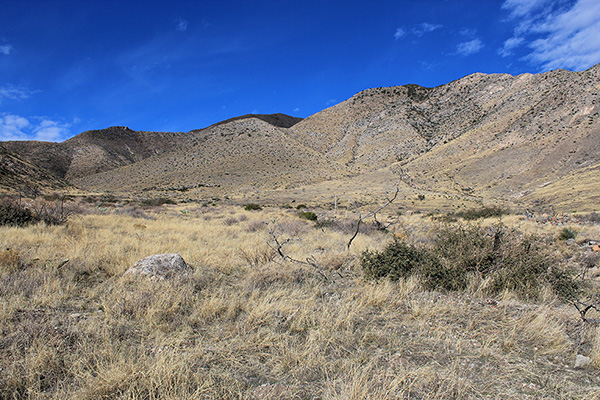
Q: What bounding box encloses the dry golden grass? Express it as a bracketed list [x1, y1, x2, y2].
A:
[1, 204, 600, 399]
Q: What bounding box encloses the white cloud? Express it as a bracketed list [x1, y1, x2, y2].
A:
[414, 22, 442, 36]
[176, 18, 188, 32]
[0, 44, 13, 55]
[393, 22, 442, 40]
[0, 114, 70, 142]
[502, 0, 551, 17]
[502, 0, 600, 70]
[0, 85, 34, 103]
[394, 28, 406, 40]
[456, 38, 484, 56]
[499, 36, 525, 56]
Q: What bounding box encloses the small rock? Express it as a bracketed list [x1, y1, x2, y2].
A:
[574, 354, 591, 368]
[566, 238, 576, 245]
[253, 383, 286, 400]
[124, 253, 191, 280]
[69, 313, 82, 319]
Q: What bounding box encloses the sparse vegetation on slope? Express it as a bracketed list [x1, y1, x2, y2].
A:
[1, 203, 600, 399]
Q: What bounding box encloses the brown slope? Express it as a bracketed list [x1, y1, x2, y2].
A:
[397, 65, 600, 203]
[289, 64, 600, 207]
[0, 143, 70, 193]
[74, 117, 349, 193]
[3, 126, 190, 181]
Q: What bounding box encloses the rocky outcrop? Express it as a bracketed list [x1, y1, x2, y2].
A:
[124, 253, 191, 280]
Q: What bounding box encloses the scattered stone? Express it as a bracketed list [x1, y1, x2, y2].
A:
[124, 253, 191, 280]
[574, 354, 591, 369]
[69, 313, 81, 319]
[566, 238, 576, 246]
[252, 383, 286, 400]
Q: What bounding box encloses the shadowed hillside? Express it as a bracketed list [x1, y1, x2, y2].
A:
[0, 143, 70, 192]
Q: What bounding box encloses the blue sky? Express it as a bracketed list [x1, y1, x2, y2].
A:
[1, 0, 600, 142]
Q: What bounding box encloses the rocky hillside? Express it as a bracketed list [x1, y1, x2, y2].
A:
[287, 64, 600, 205]
[3, 126, 189, 180]
[74, 117, 349, 193]
[0, 143, 70, 192]
[2, 67, 599, 209]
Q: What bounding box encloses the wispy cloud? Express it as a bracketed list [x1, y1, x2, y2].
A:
[499, 36, 524, 57]
[394, 22, 442, 40]
[502, 0, 551, 18]
[176, 18, 188, 32]
[501, 0, 600, 70]
[393, 28, 406, 40]
[455, 38, 484, 56]
[0, 114, 70, 142]
[0, 44, 13, 55]
[0, 85, 35, 103]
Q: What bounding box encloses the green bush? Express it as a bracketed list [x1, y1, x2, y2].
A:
[362, 240, 430, 281]
[141, 197, 176, 207]
[558, 227, 577, 241]
[296, 204, 307, 209]
[0, 199, 38, 227]
[298, 211, 317, 221]
[441, 206, 509, 221]
[361, 223, 580, 300]
[244, 203, 262, 211]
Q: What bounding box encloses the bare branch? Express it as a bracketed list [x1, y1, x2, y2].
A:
[346, 186, 400, 249]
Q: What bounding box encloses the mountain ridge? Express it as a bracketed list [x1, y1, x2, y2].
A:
[2, 67, 599, 210]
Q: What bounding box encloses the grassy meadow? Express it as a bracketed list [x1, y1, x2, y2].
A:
[1, 198, 600, 399]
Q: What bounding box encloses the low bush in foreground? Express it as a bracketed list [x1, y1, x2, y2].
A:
[362, 223, 580, 300]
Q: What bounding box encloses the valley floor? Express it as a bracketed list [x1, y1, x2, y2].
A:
[1, 202, 600, 399]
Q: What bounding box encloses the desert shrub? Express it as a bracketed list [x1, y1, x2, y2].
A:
[0, 199, 38, 227]
[298, 211, 318, 221]
[431, 224, 558, 297]
[444, 205, 509, 221]
[362, 223, 579, 300]
[417, 194, 425, 201]
[296, 204, 307, 209]
[558, 227, 577, 240]
[33, 199, 73, 226]
[141, 197, 176, 207]
[244, 203, 262, 211]
[362, 240, 430, 281]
